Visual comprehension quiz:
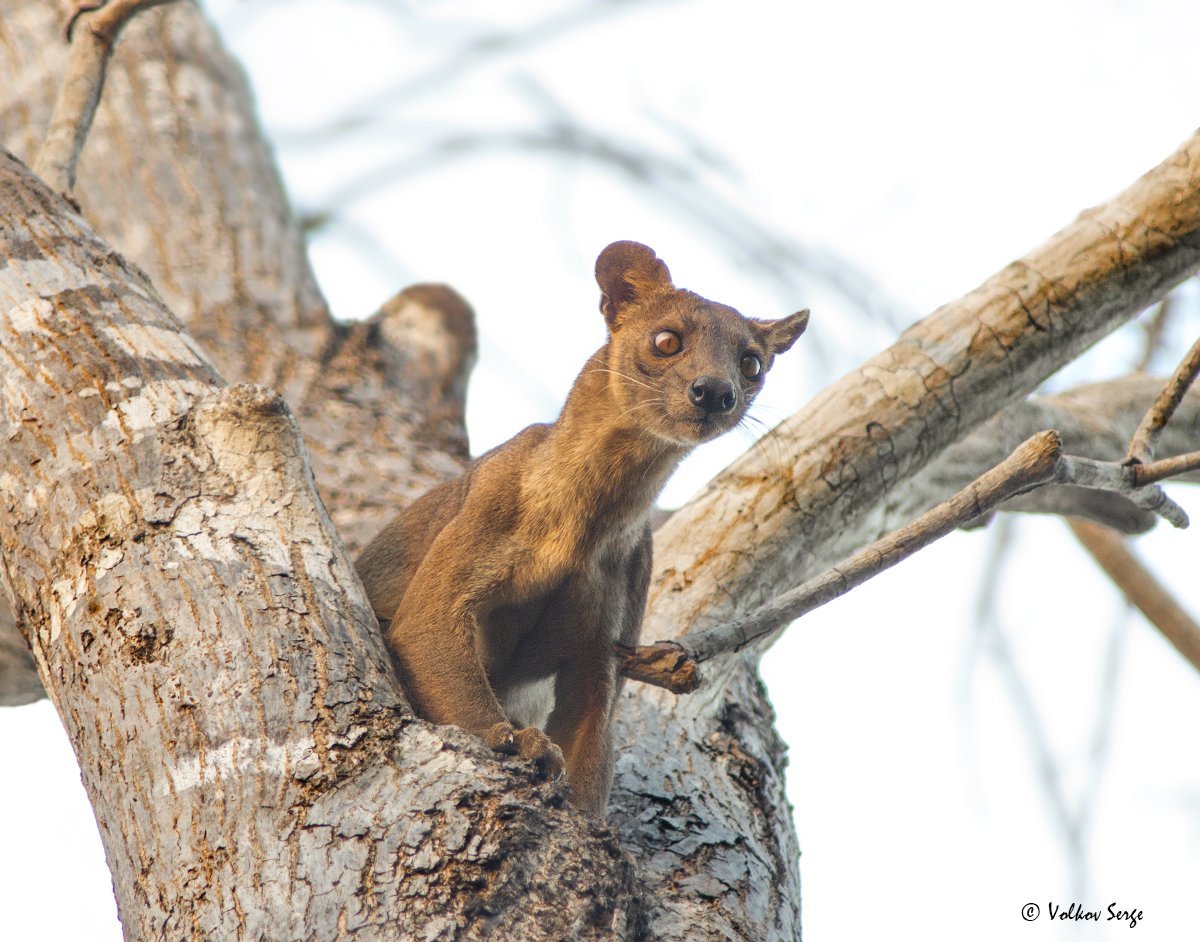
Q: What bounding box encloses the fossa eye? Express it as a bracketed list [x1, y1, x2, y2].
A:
[653, 330, 682, 356]
[740, 354, 762, 379]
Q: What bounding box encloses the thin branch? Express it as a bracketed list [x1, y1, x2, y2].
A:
[34, 0, 177, 195]
[618, 430, 1196, 691]
[1124, 334, 1200, 465]
[680, 431, 1061, 660]
[1069, 517, 1200, 675]
[1130, 450, 1200, 487]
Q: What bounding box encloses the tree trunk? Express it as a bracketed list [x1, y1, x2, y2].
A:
[3, 2, 1200, 940]
[0, 150, 641, 939]
[0, 0, 475, 703]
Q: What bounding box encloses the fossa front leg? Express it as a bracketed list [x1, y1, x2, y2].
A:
[387, 524, 564, 779]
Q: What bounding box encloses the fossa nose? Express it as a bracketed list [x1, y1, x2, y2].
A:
[689, 375, 736, 414]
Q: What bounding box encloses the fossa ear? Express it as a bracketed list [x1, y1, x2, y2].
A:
[754, 308, 810, 355]
[595, 241, 674, 330]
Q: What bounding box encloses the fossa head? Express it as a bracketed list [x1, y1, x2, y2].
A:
[594, 240, 809, 446]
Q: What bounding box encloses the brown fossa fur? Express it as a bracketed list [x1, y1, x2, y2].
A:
[355, 241, 808, 817]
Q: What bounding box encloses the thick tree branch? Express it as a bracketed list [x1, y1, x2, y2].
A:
[298, 283, 476, 552]
[620, 427, 1197, 690]
[7, 0, 477, 534]
[2, 0, 330, 384]
[641, 128, 1200, 694]
[614, 131, 1200, 937]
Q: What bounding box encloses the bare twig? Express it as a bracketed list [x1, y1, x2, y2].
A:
[1124, 334, 1200, 465]
[1129, 450, 1200, 487]
[679, 431, 1059, 662]
[618, 430, 1196, 691]
[34, 0, 176, 195]
[1069, 518, 1200, 674]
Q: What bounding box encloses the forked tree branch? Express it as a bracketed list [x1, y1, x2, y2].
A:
[619, 429, 1197, 691]
[622, 323, 1200, 692]
[1054, 453, 1189, 526]
[34, 0, 177, 194]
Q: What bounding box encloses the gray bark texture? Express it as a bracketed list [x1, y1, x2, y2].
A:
[2, 2, 1200, 940]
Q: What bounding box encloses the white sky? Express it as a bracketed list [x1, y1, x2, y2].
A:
[3, 1, 1200, 939]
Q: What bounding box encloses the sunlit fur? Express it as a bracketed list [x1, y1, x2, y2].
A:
[355, 241, 808, 818]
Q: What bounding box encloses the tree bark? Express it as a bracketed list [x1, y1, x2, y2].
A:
[0, 0, 475, 704]
[611, 131, 1200, 936]
[4, 2, 1200, 940]
[0, 152, 640, 939]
